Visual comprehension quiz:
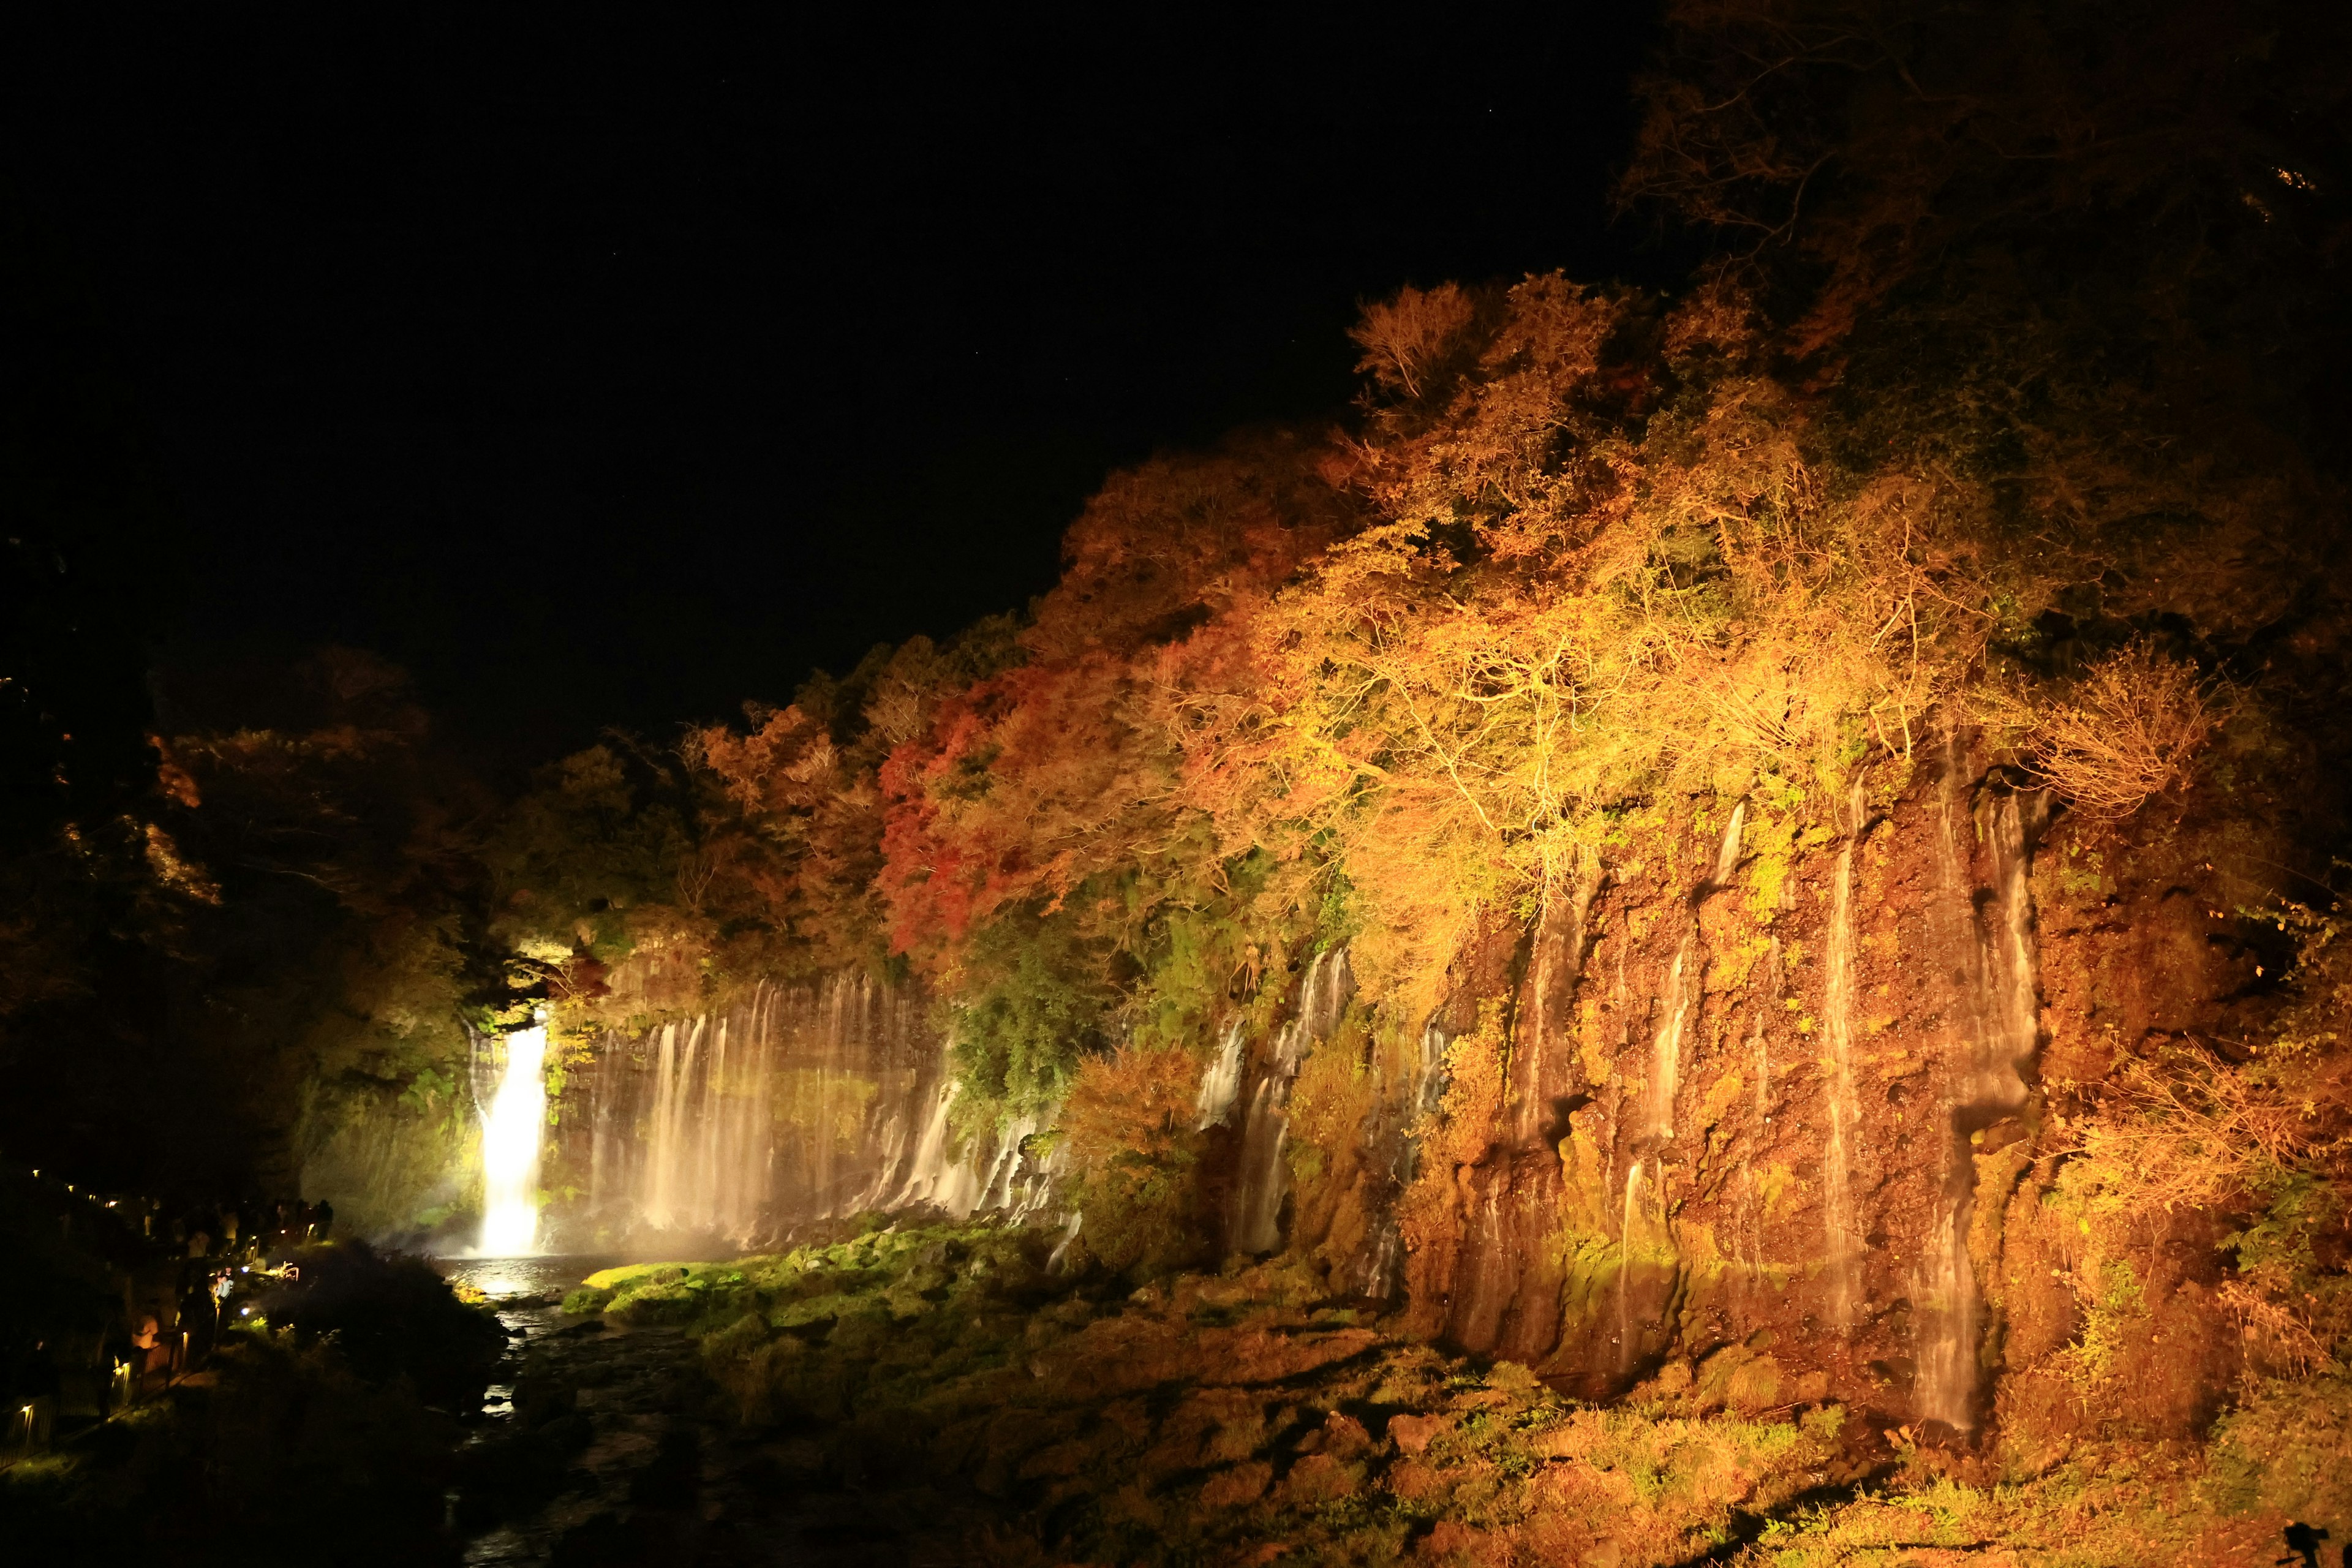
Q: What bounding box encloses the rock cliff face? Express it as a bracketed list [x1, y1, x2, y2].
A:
[1233, 722, 2324, 1444]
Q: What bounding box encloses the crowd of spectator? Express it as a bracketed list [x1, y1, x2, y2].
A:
[5, 1165, 341, 1460]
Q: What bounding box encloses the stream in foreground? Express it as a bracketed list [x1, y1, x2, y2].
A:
[439, 1255, 986, 1567]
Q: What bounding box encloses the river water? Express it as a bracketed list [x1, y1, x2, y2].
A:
[434, 1251, 981, 1565]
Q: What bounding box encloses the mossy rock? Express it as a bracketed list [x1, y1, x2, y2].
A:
[560, 1285, 613, 1316]
[608, 1281, 708, 1324]
[582, 1261, 696, 1291]
[772, 1291, 870, 1332]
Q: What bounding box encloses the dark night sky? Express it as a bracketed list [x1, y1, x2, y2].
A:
[3, 9, 1663, 763]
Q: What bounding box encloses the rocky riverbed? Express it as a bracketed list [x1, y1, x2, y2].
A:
[448, 1259, 996, 1567]
[429, 1225, 2340, 1568]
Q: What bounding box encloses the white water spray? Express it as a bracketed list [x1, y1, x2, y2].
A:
[1194, 1017, 1248, 1129]
[479, 1024, 548, 1256]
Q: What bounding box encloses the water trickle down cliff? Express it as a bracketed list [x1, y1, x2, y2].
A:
[1356, 1016, 1458, 1299]
[895, 1076, 1061, 1223]
[1643, 802, 1747, 1149]
[549, 973, 1053, 1252]
[1414, 850, 1619, 1363]
[1194, 1017, 1248, 1131]
[1613, 805, 1750, 1364]
[1917, 748, 2045, 1430]
[1820, 778, 1871, 1333]
[1736, 935, 1785, 1283]
[1229, 948, 1354, 1256]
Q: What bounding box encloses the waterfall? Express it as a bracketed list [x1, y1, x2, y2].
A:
[1194, 1017, 1247, 1129]
[1711, 797, 1748, 886]
[1645, 942, 1697, 1142]
[1505, 863, 1602, 1148]
[635, 1001, 788, 1240]
[894, 1077, 967, 1212]
[1343, 1016, 1450, 1302]
[1298, 947, 1355, 1039]
[1230, 1074, 1292, 1255]
[881, 1079, 1058, 1222]
[1918, 744, 2043, 1431]
[552, 972, 1061, 1250]
[478, 1025, 548, 1257]
[1616, 1158, 1644, 1363]
[1046, 1210, 1083, 1273]
[1414, 1017, 1452, 1120]
[968, 1109, 1057, 1219]
[1227, 948, 1353, 1256]
[1645, 805, 1745, 1144]
[1821, 777, 1867, 1332]
[1354, 1218, 1404, 1301]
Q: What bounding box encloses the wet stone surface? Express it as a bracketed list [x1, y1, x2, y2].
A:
[455, 1298, 985, 1567]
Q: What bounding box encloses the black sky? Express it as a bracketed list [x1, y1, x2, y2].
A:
[4, 9, 1662, 763]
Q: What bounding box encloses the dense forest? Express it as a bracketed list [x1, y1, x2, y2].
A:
[9, 1, 2352, 1561]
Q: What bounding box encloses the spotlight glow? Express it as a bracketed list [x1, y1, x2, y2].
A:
[478, 1025, 548, 1256]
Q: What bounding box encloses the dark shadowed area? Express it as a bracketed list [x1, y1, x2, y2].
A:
[2, 7, 1662, 761]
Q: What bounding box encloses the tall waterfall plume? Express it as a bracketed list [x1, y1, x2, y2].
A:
[478, 1023, 548, 1256]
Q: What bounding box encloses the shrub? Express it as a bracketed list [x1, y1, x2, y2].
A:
[2024, 642, 2221, 818]
[257, 1241, 503, 1409]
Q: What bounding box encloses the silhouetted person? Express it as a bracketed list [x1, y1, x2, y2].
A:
[313, 1199, 334, 1240]
[2283, 1522, 2331, 1568]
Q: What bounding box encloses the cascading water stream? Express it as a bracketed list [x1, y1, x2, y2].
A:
[1711, 798, 1749, 888]
[1660, 805, 1745, 1140]
[1414, 1017, 1452, 1120]
[1349, 1016, 1453, 1300]
[1231, 1033, 1300, 1256]
[1616, 1158, 1644, 1363]
[1742, 938, 1784, 1280]
[895, 1078, 970, 1212]
[1645, 946, 1696, 1142]
[1917, 743, 2042, 1431]
[479, 1024, 548, 1257]
[1608, 805, 1745, 1359]
[1642, 803, 1745, 1146]
[1821, 778, 1867, 1332]
[1229, 948, 1352, 1255]
[1194, 1017, 1247, 1130]
[552, 973, 1059, 1250]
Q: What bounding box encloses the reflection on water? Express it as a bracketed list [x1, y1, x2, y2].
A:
[435, 1253, 625, 1302]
